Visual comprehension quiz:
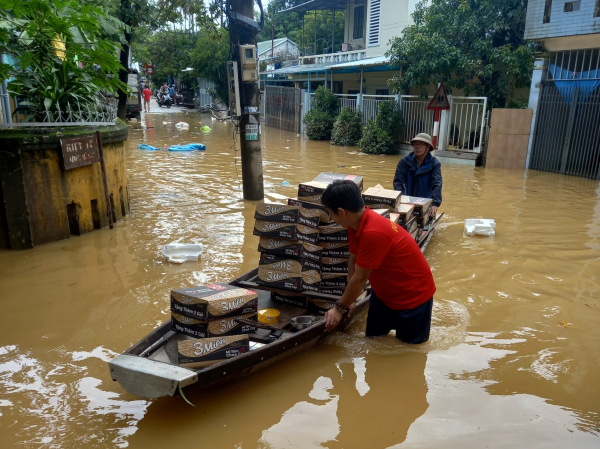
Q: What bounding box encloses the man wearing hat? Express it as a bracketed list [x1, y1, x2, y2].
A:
[393, 133, 442, 217]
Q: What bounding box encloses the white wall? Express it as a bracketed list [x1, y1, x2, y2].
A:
[525, 0, 600, 42]
[365, 0, 411, 58]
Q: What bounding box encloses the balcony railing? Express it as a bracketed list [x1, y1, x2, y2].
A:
[300, 49, 367, 65]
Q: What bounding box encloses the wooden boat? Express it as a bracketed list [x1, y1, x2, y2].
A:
[108, 215, 442, 399]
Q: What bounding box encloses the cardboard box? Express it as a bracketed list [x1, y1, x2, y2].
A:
[271, 292, 309, 309]
[362, 187, 402, 211]
[318, 223, 348, 242]
[254, 220, 319, 244]
[178, 335, 249, 369]
[257, 237, 322, 262]
[310, 299, 336, 315]
[298, 180, 330, 198]
[171, 284, 258, 321]
[288, 198, 332, 224]
[416, 213, 431, 229]
[401, 216, 418, 234]
[318, 287, 345, 296]
[318, 242, 351, 257]
[298, 173, 364, 200]
[312, 172, 364, 190]
[171, 312, 257, 339]
[254, 203, 320, 228]
[321, 257, 349, 273]
[401, 196, 432, 217]
[397, 204, 415, 224]
[259, 253, 322, 273]
[256, 267, 321, 292]
[372, 208, 391, 219]
[320, 271, 348, 288]
[389, 212, 400, 224]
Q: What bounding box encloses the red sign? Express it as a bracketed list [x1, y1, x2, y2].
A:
[146, 67, 154, 75]
[426, 83, 450, 110]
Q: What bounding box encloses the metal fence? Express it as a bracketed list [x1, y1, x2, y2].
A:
[301, 91, 488, 152]
[338, 94, 358, 113]
[530, 82, 600, 179]
[195, 78, 215, 108]
[264, 85, 302, 133]
[0, 96, 118, 127]
[362, 94, 395, 123]
[400, 96, 434, 143]
[445, 96, 487, 151]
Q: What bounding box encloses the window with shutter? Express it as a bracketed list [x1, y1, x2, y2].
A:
[366, 0, 381, 47]
[353, 6, 364, 40]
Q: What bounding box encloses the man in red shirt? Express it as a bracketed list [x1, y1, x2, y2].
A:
[142, 86, 152, 113]
[321, 180, 436, 343]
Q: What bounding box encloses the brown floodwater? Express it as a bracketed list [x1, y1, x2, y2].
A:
[0, 109, 599, 448]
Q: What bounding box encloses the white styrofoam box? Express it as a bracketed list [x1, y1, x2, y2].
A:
[464, 219, 496, 237]
[162, 243, 204, 263]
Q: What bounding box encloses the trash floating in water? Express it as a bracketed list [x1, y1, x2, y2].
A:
[163, 121, 172, 124]
[138, 143, 206, 151]
[338, 165, 345, 167]
[350, 166, 361, 169]
[464, 219, 496, 236]
[162, 243, 204, 263]
[284, 147, 290, 149]
[200, 126, 212, 133]
[175, 122, 189, 129]
[281, 181, 291, 186]
[167, 143, 206, 151]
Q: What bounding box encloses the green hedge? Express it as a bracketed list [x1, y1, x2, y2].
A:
[331, 107, 363, 147]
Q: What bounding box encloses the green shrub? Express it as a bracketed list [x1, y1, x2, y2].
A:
[304, 109, 335, 140]
[376, 100, 405, 141]
[312, 86, 340, 116]
[359, 120, 396, 155]
[331, 107, 363, 146]
[303, 86, 340, 140]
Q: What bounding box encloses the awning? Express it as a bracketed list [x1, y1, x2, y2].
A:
[330, 55, 391, 69]
[262, 56, 395, 77]
[280, 0, 349, 14]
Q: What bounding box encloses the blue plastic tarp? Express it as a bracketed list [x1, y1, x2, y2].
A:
[167, 144, 206, 151]
[138, 143, 206, 151]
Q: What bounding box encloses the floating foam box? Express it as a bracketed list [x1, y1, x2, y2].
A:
[464, 219, 496, 237]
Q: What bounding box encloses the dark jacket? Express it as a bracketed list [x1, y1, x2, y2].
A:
[393, 152, 442, 207]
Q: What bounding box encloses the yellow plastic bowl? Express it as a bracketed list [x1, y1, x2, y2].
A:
[258, 308, 280, 324]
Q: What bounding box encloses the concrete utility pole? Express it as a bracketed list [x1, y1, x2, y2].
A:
[230, 0, 264, 200]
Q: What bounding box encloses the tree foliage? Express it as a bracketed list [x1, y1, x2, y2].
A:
[387, 0, 534, 107]
[190, 27, 230, 102]
[0, 0, 128, 121]
[256, 0, 344, 54]
[359, 121, 395, 155]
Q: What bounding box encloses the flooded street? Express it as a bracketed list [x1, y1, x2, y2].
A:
[0, 110, 599, 448]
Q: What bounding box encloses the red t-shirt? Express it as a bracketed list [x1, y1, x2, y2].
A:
[348, 207, 436, 310]
[143, 88, 152, 102]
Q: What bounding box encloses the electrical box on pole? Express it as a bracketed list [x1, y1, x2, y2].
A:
[227, 61, 241, 117]
[239, 44, 258, 82]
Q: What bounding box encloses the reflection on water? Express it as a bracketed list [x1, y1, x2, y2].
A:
[0, 112, 599, 447]
[258, 377, 340, 448]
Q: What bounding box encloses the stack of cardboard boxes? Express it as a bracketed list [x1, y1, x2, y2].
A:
[254, 173, 364, 311]
[170, 284, 259, 368]
[361, 185, 433, 242]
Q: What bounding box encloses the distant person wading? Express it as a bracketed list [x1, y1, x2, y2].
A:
[393, 133, 442, 218]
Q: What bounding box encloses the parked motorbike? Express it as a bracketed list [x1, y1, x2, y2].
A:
[156, 92, 173, 108]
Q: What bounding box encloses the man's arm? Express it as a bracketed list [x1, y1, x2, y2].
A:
[430, 161, 442, 216]
[325, 264, 371, 332]
[393, 159, 407, 192]
[347, 253, 357, 282]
